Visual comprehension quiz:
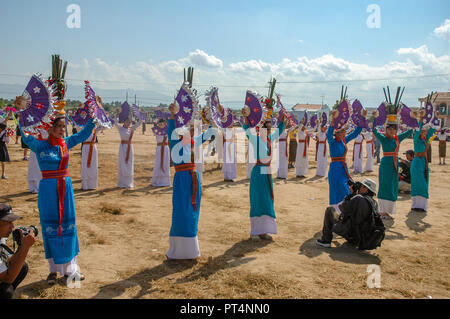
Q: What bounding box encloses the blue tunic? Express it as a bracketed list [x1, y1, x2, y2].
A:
[243, 122, 285, 218]
[20, 119, 95, 264]
[411, 124, 435, 199]
[167, 120, 212, 237]
[373, 127, 412, 201]
[327, 125, 362, 205]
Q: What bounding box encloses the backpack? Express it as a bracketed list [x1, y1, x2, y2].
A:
[357, 196, 385, 250]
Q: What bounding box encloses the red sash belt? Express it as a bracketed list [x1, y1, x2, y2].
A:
[82, 131, 97, 168]
[353, 142, 363, 162]
[121, 132, 134, 164]
[175, 163, 198, 211]
[331, 156, 351, 179]
[279, 138, 288, 158]
[256, 160, 273, 201]
[157, 135, 169, 172]
[316, 140, 326, 161]
[298, 139, 308, 158]
[42, 169, 69, 179]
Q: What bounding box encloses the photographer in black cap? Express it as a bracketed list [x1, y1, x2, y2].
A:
[316, 178, 384, 250]
[0, 203, 35, 299]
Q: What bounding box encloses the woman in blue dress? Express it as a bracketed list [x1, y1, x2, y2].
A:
[166, 103, 213, 260]
[327, 113, 362, 213]
[242, 111, 286, 240]
[20, 114, 95, 285]
[410, 122, 436, 212]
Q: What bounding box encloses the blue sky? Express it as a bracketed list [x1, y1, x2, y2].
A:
[0, 0, 449, 108]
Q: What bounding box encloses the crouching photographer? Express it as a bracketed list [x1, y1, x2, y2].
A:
[316, 179, 385, 250]
[0, 203, 36, 299]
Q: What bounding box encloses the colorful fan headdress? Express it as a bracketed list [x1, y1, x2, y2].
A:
[15, 73, 58, 136]
[206, 87, 233, 129]
[331, 85, 350, 131]
[172, 67, 198, 131]
[84, 81, 113, 129]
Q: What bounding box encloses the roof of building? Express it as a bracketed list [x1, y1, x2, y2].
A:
[292, 103, 326, 111]
[418, 91, 450, 103]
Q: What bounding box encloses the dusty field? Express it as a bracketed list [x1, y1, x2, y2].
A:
[1, 125, 449, 299]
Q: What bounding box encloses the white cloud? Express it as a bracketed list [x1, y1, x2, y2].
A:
[433, 19, 450, 41]
[62, 46, 450, 108]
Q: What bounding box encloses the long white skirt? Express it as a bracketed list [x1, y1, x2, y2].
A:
[412, 196, 428, 210]
[166, 236, 200, 259]
[316, 144, 328, 177]
[250, 215, 277, 236]
[295, 143, 308, 177]
[378, 199, 396, 215]
[48, 256, 78, 276]
[152, 145, 171, 187]
[277, 141, 288, 179]
[365, 144, 374, 172]
[353, 145, 363, 174]
[118, 144, 134, 188]
[27, 151, 41, 193]
[222, 141, 237, 180]
[81, 144, 98, 190]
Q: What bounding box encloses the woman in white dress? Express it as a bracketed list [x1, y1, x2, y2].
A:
[352, 133, 364, 174]
[115, 117, 142, 188]
[246, 127, 256, 179]
[276, 128, 289, 179]
[222, 127, 237, 182]
[315, 125, 328, 177]
[80, 127, 98, 190]
[295, 122, 310, 177]
[363, 129, 375, 172]
[152, 120, 171, 187]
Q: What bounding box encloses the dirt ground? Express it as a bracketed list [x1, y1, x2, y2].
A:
[1, 125, 449, 299]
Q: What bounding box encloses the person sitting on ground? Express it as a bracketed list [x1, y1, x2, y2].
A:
[399, 150, 414, 193]
[0, 203, 36, 299]
[316, 178, 383, 249]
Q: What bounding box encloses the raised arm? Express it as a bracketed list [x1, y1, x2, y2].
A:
[426, 127, 436, 140]
[372, 126, 386, 143]
[269, 121, 285, 141]
[398, 128, 413, 143]
[326, 124, 336, 145]
[18, 124, 42, 153]
[131, 119, 142, 131]
[65, 118, 95, 150]
[345, 126, 362, 144]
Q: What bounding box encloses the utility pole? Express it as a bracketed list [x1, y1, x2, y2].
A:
[321, 94, 325, 108]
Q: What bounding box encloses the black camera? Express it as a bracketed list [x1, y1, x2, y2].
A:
[12, 226, 38, 246]
[347, 180, 362, 193]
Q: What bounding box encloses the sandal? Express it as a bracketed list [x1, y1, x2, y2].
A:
[46, 272, 58, 286]
[64, 272, 86, 283]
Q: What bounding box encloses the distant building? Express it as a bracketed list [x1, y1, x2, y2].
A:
[418, 92, 450, 127]
[291, 103, 330, 123]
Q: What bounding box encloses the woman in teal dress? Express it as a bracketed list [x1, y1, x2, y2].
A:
[410, 123, 436, 212]
[373, 123, 413, 219]
[20, 115, 95, 284]
[242, 112, 286, 240]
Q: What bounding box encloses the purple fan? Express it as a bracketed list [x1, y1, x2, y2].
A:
[351, 99, 370, 130]
[422, 102, 434, 126]
[333, 100, 350, 130]
[108, 116, 116, 126]
[320, 112, 328, 127]
[301, 112, 308, 126]
[173, 84, 196, 128]
[373, 102, 387, 127]
[84, 81, 113, 129]
[431, 113, 440, 128]
[310, 114, 318, 128]
[71, 102, 91, 127]
[399, 104, 418, 129]
[152, 120, 168, 136]
[208, 87, 233, 129]
[155, 110, 170, 120]
[132, 104, 147, 122]
[242, 91, 265, 128]
[18, 74, 57, 136]
[119, 101, 130, 123]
